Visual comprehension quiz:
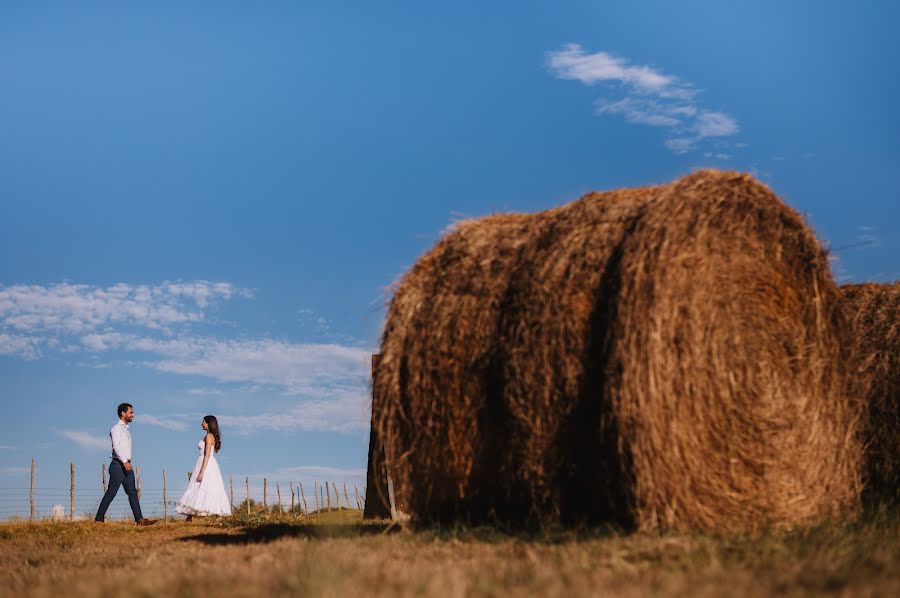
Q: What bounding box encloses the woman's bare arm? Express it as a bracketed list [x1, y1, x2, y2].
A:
[198, 435, 214, 482]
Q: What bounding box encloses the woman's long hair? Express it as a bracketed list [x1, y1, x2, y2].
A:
[204, 415, 222, 453]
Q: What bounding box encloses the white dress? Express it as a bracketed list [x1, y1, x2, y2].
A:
[175, 438, 232, 516]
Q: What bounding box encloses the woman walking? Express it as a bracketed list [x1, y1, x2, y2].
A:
[176, 415, 232, 519]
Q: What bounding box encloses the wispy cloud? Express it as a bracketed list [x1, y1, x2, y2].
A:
[186, 387, 224, 396]
[546, 46, 681, 93]
[0, 445, 18, 450]
[58, 429, 109, 451]
[0, 281, 252, 359]
[220, 390, 370, 435]
[78, 333, 371, 397]
[0, 333, 43, 359]
[136, 414, 190, 432]
[547, 44, 739, 153]
[853, 226, 881, 249]
[2, 280, 373, 436]
[829, 225, 883, 255]
[250, 465, 367, 492]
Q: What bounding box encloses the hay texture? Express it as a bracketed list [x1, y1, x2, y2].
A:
[605, 172, 862, 531]
[841, 282, 900, 505]
[372, 169, 864, 531]
[372, 213, 539, 519]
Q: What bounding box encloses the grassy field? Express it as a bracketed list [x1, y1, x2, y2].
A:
[2, 508, 899, 597]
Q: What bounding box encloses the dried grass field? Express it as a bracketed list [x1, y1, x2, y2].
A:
[2, 508, 899, 597]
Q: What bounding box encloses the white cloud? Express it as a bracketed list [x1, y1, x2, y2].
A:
[595, 97, 696, 127]
[547, 44, 676, 92]
[58, 429, 109, 451]
[0, 445, 18, 450]
[693, 111, 739, 138]
[73, 332, 373, 434]
[186, 387, 224, 396]
[2, 280, 372, 437]
[75, 332, 372, 397]
[547, 44, 740, 153]
[0, 281, 252, 358]
[152, 339, 370, 392]
[124, 388, 369, 437]
[0, 334, 42, 359]
[136, 414, 190, 432]
[665, 138, 697, 154]
[220, 389, 370, 435]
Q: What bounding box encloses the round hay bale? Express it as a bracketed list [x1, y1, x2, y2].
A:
[494, 187, 654, 526]
[373, 169, 864, 531]
[373, 213, 539, 520]
[840, 282, 900, 505]
[607, 170, 864, 531]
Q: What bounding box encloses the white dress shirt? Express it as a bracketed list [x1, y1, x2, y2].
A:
[110, 420, 132, 463]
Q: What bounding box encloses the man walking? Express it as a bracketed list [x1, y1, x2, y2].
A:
[95, 403, 157, 526]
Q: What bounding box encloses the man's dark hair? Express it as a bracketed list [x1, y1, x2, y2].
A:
[117, 403, 133, 418]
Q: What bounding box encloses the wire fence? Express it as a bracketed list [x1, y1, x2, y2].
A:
[0, 459, 367, 522]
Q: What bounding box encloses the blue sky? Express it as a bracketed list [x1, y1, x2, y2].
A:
[1, 2, 897, 513]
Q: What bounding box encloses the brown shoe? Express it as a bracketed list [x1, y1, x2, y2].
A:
[136, 518, 158, 527]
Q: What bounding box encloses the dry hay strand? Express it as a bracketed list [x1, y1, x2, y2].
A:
[841, 282, 900, 505]
[607, 170, 863, 532]
[373, 213, 540, 520]
[374, 169, 864, 531]
[494, 186, 655, 526]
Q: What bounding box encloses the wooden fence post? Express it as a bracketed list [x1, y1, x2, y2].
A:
[325, 481, 332, 510]
[230, 475, 234, 510]
[276, 482, 282, 513]
[102, 463, 107, 494]
[354, 485, 361, 510]
[332, 482, 342, 511]
[136, 467, 141, 501]
[314, 481, 319, 513]
[290, 482, 295, 513]
[245, 476, 250, 515]
[343, 482, 351, 510]
[163, 469, 168, 524]
[263, 478, 268, 510]
[299, 481, 308, 514]
[30, 458, 34, 522]
[69, 462, 75, 521]
[320, 486, 324, 517]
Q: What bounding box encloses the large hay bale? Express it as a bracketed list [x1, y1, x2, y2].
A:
[494, 187, 653, 525]
[841, 282, 900, 505]
[373, 169, 864, 531]
[373, 213, 539, 520]
[606, 171, 863, 531]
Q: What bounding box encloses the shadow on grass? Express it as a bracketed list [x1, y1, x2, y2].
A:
[179, 521, 398, 545]
[179, 519, 629, 547]
[179, 507, 900, 548]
